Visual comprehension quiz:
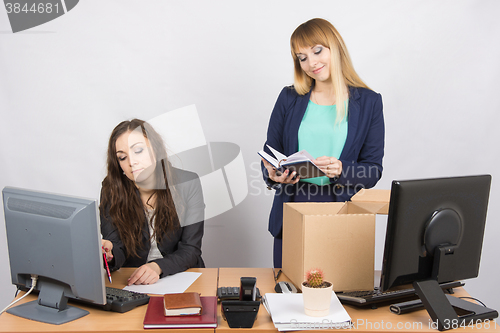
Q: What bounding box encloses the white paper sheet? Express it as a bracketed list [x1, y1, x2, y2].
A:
[263, 292, 352, 331]
[123, 271, 202, 295]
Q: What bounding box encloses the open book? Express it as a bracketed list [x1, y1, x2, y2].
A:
[258, 145, 326, 179]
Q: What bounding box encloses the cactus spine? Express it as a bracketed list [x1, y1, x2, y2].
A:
[305, 268, 325, 288]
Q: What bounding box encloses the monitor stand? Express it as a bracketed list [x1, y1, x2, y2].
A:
[414, 279, 498, 331]
[7, 281, 89, 325]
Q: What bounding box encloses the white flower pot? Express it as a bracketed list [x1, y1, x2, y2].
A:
[301, 281, 333, 317]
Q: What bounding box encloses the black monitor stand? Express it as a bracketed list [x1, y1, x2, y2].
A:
[414, 248, 498, 331]
[414, 279, 497, 331]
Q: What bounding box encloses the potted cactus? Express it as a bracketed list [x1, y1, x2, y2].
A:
[301, 268, 333, 317]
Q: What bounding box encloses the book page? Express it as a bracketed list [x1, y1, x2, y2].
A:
[267, 145, 287, 162]
[285, 150, 315, 164]
[258, 150, 279, 168]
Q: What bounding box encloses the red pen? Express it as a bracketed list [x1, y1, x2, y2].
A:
[102, 246, 112, 283]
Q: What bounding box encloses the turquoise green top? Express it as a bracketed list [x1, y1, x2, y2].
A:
[298, 100, 348, 186]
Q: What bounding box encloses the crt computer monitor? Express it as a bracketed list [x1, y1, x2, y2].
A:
[380, 175, 498, 330]
[2, 187, 106, 325]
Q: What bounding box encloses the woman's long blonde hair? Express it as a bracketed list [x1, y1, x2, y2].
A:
[290, 18, 369, 123]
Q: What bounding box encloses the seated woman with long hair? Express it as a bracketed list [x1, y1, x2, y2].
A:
[100, 119, 205, 285]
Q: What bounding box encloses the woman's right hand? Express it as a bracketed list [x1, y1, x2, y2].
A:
[262, 158, 300, 184]
[101, 239, 114, 262]
[127, 262, 161, 285]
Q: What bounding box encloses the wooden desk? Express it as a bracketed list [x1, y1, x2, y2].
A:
[2, 267, 498, 333]
[0, 268, 218, 333]
[217, 268, 500, 333]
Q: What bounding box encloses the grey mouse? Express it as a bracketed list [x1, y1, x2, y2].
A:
[274, 281, 298, 293]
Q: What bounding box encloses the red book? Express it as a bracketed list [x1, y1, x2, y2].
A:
[143, 296, 217, 329]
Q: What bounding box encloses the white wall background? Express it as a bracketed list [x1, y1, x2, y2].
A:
[1, 0, 499, 317]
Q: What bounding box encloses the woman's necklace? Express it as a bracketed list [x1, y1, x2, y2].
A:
[312, 89, 335, 106]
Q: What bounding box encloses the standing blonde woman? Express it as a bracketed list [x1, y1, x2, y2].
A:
[261, 18, 385, 268]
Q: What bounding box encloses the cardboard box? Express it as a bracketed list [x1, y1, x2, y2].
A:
[282, 189, 390, 292]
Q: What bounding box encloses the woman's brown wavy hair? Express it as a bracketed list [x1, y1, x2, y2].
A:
[99, 119, 180, 258]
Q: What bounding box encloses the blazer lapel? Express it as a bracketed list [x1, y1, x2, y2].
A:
[340, 87, 360, 160]
[289, 89, 312, 154]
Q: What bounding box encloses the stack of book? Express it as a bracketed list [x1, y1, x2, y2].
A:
[143, 292, 217, 329]
[262, 293, 351, 331]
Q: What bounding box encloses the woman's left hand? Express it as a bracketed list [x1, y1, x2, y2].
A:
[127, 262, 162, 285]
[315, 156, 342, 178]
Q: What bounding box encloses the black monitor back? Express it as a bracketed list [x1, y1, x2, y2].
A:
[380, 175, 491, 291]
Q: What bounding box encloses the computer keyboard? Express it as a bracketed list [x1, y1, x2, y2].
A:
[18, 285, 151, 313]
[100, 287, 150, 313]
[336, 281, 464, 306]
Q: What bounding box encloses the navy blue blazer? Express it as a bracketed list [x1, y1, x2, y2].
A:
[262, 86, 385, 237]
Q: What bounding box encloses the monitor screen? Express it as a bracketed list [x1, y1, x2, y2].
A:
[2, 187, 106, 325]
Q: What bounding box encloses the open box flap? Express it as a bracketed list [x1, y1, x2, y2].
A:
[350, 189, 390, 214]
[285, 202, 346, 216]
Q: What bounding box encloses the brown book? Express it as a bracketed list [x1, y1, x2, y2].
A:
[163, 292, 203, 316]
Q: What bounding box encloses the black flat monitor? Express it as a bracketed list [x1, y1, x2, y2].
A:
[2, 187, 106, 325]
[380, 175, 498, 331]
